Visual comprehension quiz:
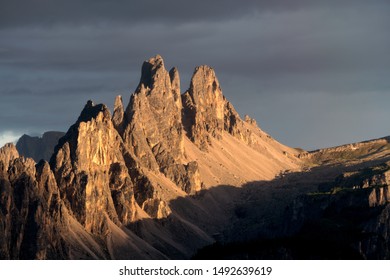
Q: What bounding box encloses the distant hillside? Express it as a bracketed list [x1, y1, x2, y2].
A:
[16, 131, 65, 162]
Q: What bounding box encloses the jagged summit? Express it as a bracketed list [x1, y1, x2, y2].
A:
[182, 65, 225, 150]
[138, 54, 171, 93]
[77, 100, 111, 123]
[169, 67, 181, 110]
[112, 95, 125, 133]
[0, 55, 304, 260]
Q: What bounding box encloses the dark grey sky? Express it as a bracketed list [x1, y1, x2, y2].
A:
[1, 0, 390, 150]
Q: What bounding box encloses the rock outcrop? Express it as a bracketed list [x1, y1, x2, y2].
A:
[0, 143, 19, 177]
[16, 131, 65, 162]
[50, 101, 137, 233]
[0, 144, 106, 259]
[120, 55, 201, 196]
[112, 95, 125, 134]
[182, 65, 289, 157]
[182, 66, 225, 150]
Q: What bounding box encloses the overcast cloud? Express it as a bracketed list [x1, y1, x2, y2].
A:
[1, 0, 390, 149]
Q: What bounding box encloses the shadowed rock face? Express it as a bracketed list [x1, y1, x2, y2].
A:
[16, 131, 65, 162]
[281, 163, 390, 259]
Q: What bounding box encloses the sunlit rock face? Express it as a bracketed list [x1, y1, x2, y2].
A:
[51, 101, 137, 233]
[121, 55, 201, 195]
[182, 65, 225, 151]
[112, 95, 125, 135]
[182, 65, 279, 155]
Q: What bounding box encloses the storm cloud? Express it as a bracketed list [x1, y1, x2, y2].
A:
[1, 0, 390, 149]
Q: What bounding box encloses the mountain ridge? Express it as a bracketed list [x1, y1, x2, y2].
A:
[0, 55, 300, 259]
[1, 55, 390, 259]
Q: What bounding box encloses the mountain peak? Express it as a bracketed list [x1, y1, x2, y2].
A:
[138, 54, 167, 91]
[182, 64, 225, 150]
[77, 100, 110, 123]
[148, 54, 164, 66]
[191, 65, 219, 90]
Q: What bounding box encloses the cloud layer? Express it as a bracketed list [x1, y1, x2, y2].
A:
[1, 1, 390, 149]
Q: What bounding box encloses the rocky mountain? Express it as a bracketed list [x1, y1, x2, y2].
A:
[16, 131, 65, 162]
[1, 55, 390, 259]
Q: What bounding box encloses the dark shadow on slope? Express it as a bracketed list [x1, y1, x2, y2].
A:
[126, 184, 242, 259]
[124, 153, 390, 260]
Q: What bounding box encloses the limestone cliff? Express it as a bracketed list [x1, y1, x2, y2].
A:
[50, 101, 137, 233]
[0, 144, 106, 259]
[120, 55, 201, 196]
[112, 95, 125, 134]
[182, 66, 225, 150]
